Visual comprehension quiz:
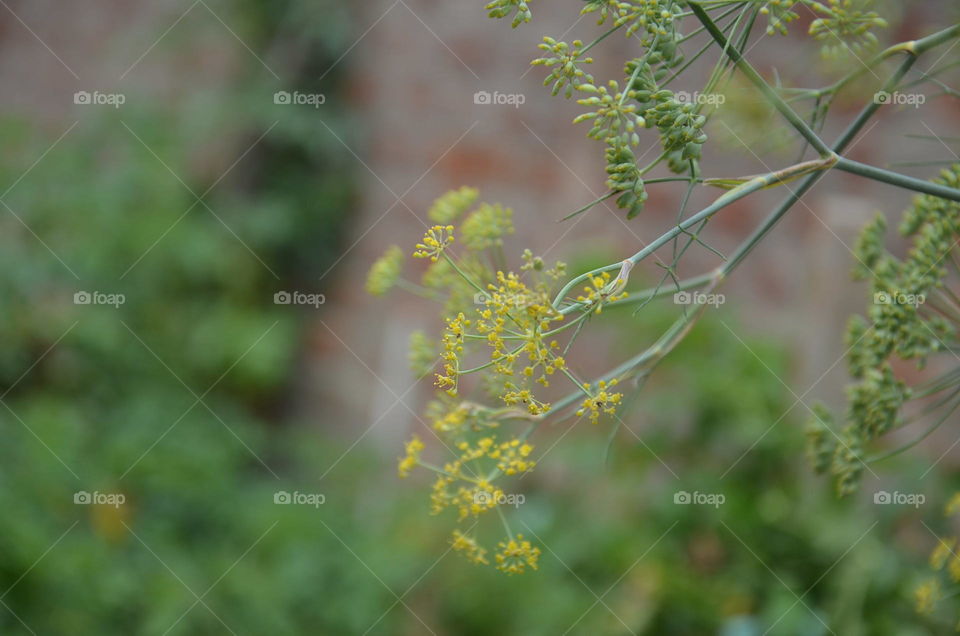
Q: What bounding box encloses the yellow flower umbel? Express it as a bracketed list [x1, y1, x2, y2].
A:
[451, 530, 488, 565]
[436, 313, 470, 396]
[502, 386, 551, 416]
[367, 186, 644, 575]
[495, 534, 541, 574]
[576, 260, 632, 314]
[918, 492, 960, 619]
[915, 578, 940, 615]
[413, 225, 455, 262]
[495, 438, 535, 475]
[576, 379, 623, 424]
[946, 492, 960, 516]
[931, 537, 956, 571]
[398, 435, 424, 477]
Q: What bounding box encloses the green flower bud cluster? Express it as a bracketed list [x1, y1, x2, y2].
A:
[485, 0, 532, 28]
[847, 366, 906, 438]
[574, 80, 647, 146]
[581, 1, 685, 63]
[570, 58, 709, 218]
[429, 186, 479, 223]
[626, 59, 708, 166]
[365, 245, 404, 296]
[461, 202, 514, 251]
[806, 403, 836, 475]
[408, 330, 436, 378]
[758, 0, 802, 36]
[809, 363, 907, 497]
[808, 0, 887, 59]
[581, 1, 681, 39]
[531, 38, 594, 99]
[808, 165, 960, 496]
[850, 213, 886, 280]
[755, 0, 887, 57]
[604, 141, 647, 219]
[830, 429, 864, 497]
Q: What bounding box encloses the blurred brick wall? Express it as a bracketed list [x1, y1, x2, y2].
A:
[1, 0, 956, 455]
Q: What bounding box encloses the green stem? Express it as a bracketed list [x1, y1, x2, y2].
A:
[553, 157, 836, 311]
[831, 54, 915, 152]
[689, 2, 833, 156]
[396, 278, 436, 298]
[442, 252, 487, 298]
[820, 23, 960, 99]
[834, 157, 960, 202]
[868, 394, 960, 463]
[579, 24, 621, 55]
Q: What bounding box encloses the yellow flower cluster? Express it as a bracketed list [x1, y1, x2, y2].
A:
[451, 529, 488, 564]
[576, 379, 623, 424]
[476, 271, 565, 399]
[436, 313, 469, 396]
[917, 493, 960, 618]
[398, 435, 424, 478]
[916, 579, 940, 615]
[496, 438, 535, 475]
[495, 534, 541, 574]
[502, 387, 551, 416]
[931, 537, 956, 571]
[424, 436, 537, 518]
[430, 403, 470, 433]
[413, 225, 455, 262]
[371, 186, 640, 574]
[576, 268, 630, 314]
